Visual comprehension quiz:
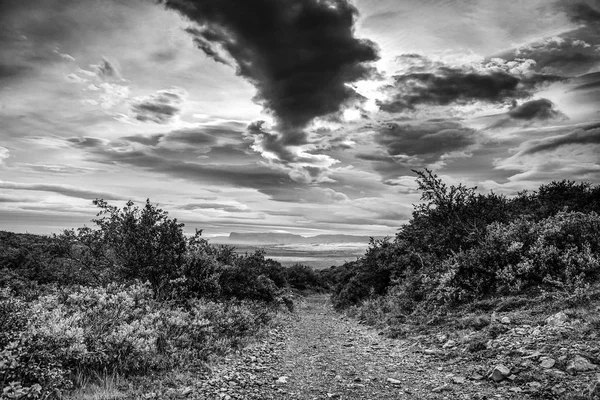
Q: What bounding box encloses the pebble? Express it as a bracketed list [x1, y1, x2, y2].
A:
[489, 365, 511, 382]
[387, 378, 402, 385]
[546, 312, 568, 326]
[540, 358, 556, 369]
[432, 384, 452, 393]
[567, 355, 596, 373]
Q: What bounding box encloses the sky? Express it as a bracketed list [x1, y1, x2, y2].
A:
[0, 0, 599, 237]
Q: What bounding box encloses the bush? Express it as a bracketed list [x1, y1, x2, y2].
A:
[55, 199, 189, 293]
[1, 283, 276, 398]
[331, 172, 600, 333]
[433, 212, 600, 303]
[285, 264, 324, 291]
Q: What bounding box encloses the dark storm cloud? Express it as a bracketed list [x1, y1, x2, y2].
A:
[162, 0, 379, 145]
[0, 181, 121, 201]
[508, 99, 564, 120]
[378, 67, 524, 113]
[521, 125, 600, 155]
[130, 89, 186, 124]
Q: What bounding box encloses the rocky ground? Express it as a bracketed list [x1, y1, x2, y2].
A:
[91, 294, 599, 399]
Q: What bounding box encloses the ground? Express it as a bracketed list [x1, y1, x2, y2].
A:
[81, 293, 599, 399]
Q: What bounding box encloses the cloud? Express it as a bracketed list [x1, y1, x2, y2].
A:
[179, 202, 249, 213]
[376, 62, 558, 113]
[162, 0, 379, 144]
[95, 57, 122, 80]
[508, 98, 565, 120]
[559, 0, 600, 23]
[373, 121, 477, 164]
[0, 63, 32, 81]
[15, 163, 100, 175]
[0, 147, 9, 165]
[130, 88, 187, 124]
[520, 125, 600, 155]
[0, 180, 121, 201]
[497, 35, 600, 77]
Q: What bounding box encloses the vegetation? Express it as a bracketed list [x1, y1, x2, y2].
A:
[4, 171, 600, 398]
[330, 170, 600, 323]
[0, 199, 322, 399]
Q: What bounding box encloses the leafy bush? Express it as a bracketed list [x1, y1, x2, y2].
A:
[284, 264, 325, 291]
[57, 199, 189, 293]
[1, 283, 276, 398]
[331, 171, 600, 328]
[434, 212, 600, 303]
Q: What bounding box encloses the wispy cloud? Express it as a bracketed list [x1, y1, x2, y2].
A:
[0, 181, 121, 201]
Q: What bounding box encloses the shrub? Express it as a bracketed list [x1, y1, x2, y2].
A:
[285, 264, 323, 291]
[1, 283, 276, 398]
[57, 199, 189, 293]
[433, 212, 600, 303]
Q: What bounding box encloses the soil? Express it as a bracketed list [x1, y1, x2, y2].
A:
[123, 294, 599, 399]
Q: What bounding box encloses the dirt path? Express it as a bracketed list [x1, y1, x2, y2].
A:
[194, 294, 480, 400]
[135, 294, 596, 399]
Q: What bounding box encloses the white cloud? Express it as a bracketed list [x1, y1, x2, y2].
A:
[0, 147, 9, 165]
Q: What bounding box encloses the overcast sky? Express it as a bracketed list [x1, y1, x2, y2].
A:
[1, 0, 599, 237]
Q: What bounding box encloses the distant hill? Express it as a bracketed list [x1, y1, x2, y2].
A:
[224, 232, 385, 244]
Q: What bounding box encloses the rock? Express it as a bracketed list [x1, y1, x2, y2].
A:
[452, 376, 466, 384]
[552, 385, 566, 396]
[523, 350, 542, 360]
[471, 373, 484, 381]
[442, 339, 457, 349]
[180, 387, 193, 396]
[509, 387, 523, 393]
[540, 358, 556, 369]
[489, 364, 511, 382]
[566, 355, 596, 373]
[588, 381, 600, 398]
[275, 376, 288, 384]
[527, 381, 542, 391]
[386, 378, 402, 385]
[546, 312, 568, 326]
[432, 384, 452, 393]
[501, 316, 511, 325]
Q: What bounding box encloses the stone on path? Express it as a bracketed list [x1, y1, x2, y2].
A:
[546, 311, 568, 326]
[566, 356, 596, 373]
[540, 358, 556, 369]
[386, 377, 402, 385]
[489, 364, 511, 382]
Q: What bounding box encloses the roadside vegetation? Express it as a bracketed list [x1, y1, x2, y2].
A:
[0, 200, 324, 399]
[328, 170, 600, 334]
